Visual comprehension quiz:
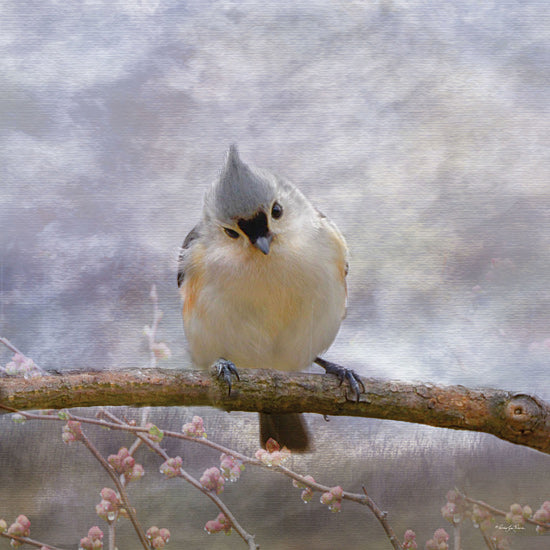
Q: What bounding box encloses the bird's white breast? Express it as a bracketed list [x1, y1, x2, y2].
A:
[183, 218, 347, 372]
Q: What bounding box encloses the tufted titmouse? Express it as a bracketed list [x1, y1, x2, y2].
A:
[178, 146, 363, 451]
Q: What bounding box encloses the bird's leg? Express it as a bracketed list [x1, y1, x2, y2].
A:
[213, 358, 240, 396]
[314, 357, 365, 402]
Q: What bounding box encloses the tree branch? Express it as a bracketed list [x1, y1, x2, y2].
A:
[1, 367, 550, 455]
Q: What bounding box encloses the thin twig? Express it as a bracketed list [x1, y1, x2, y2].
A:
[77, 427, 150, 549]
[0, 337, 25, 356]
[453, 523, 462, 550]
[146, 285, 163, 369]
[460, 492, 550, 530]
[152, 440, 258, 550]
[0, 532, 68, 550]
[0, 337, 47, 373]
[361, 487, 403, 550]
[480, 529, 496, 550]
[108, 522, 116, 550]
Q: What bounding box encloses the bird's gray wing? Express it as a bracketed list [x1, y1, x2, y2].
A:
[177, 223, 202, 288]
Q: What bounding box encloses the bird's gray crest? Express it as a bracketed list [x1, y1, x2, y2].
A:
[206, 145, 277, 222]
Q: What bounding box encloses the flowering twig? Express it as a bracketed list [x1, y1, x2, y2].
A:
[99, 409, 258, 549]
[97, 408, 149, 550]
[0, 532, 67, 550]
[143, 286, 171, 369]
[2, 404, 410, 549]
[94, 415, 405, 548]
[0, 337, 24, 357]
[460, 491, 550, 530]
[0, 338, 46, 376]
[75, 424, 150, 549]
[361, 487, 403, 550]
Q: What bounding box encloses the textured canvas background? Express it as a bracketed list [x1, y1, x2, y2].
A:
[1, 1, 549, 548]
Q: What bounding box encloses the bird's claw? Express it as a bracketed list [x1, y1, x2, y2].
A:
[315, 357, 365, 402]
[215, 358, 240, 396]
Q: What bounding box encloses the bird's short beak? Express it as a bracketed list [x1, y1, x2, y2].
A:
[253, 234, 273, 255]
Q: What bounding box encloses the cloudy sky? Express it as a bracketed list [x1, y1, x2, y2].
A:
[2, 0, 549, 396]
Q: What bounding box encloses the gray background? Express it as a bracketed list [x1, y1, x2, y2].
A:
[1, 1, 550, 548]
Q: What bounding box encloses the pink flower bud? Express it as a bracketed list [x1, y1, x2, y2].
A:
[7, 523, 24, 536]
[441, 502, 455, 522]
[5, 353, 41, 378]
[145, 423, 164, 443]
[329, 500, 341, 513]
[159, 456, 183, 478]
[8, 515, 31, 542]
[182, 416, 207, 438]
[200, 467, 225, 494]
[204, 513, 231, 535]
[62, 432, 76, 444]
[146, 526, 160, 539]
[100, 488, 119, 504]
[534, 505, 550, 522]
[151, 342, 171, 360]
[118, 447, 130, 459]
[425, 528, 450, 550]
[220, 454, 244, 482]
[95, 502, 116, 521]
[292, 476, 315, 504]
[403, 529, 417, 549]
[88, 526, 103, 540]
[293, 475, 315, 489]
[320, 486, 344, 512]
[62, 421, 82, 444]
[205, 519, 223, 534]
[147, 525, 169, 548]
[152, 536, 166, 549]
[127, 464, 145, 482]
[108, 448, 142, 476]
[15, 515, 30, 531]
[254, 444, 291, 467]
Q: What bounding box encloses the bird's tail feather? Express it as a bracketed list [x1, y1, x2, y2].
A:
[259, 412, 311, 452]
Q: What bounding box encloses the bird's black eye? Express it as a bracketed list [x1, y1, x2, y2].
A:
[224, 227, 240, 239]
[271, 202, 283, 219]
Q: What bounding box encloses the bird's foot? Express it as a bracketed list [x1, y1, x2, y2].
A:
[314, 357, 365, 402]
[214, 358, 240, 396]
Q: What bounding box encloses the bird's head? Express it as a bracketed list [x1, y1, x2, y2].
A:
[204, 145, 307, 256]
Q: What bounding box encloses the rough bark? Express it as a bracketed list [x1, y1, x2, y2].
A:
[1, 367, 550, 455]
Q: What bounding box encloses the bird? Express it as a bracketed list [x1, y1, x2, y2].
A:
[177, 145, 363, 451]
